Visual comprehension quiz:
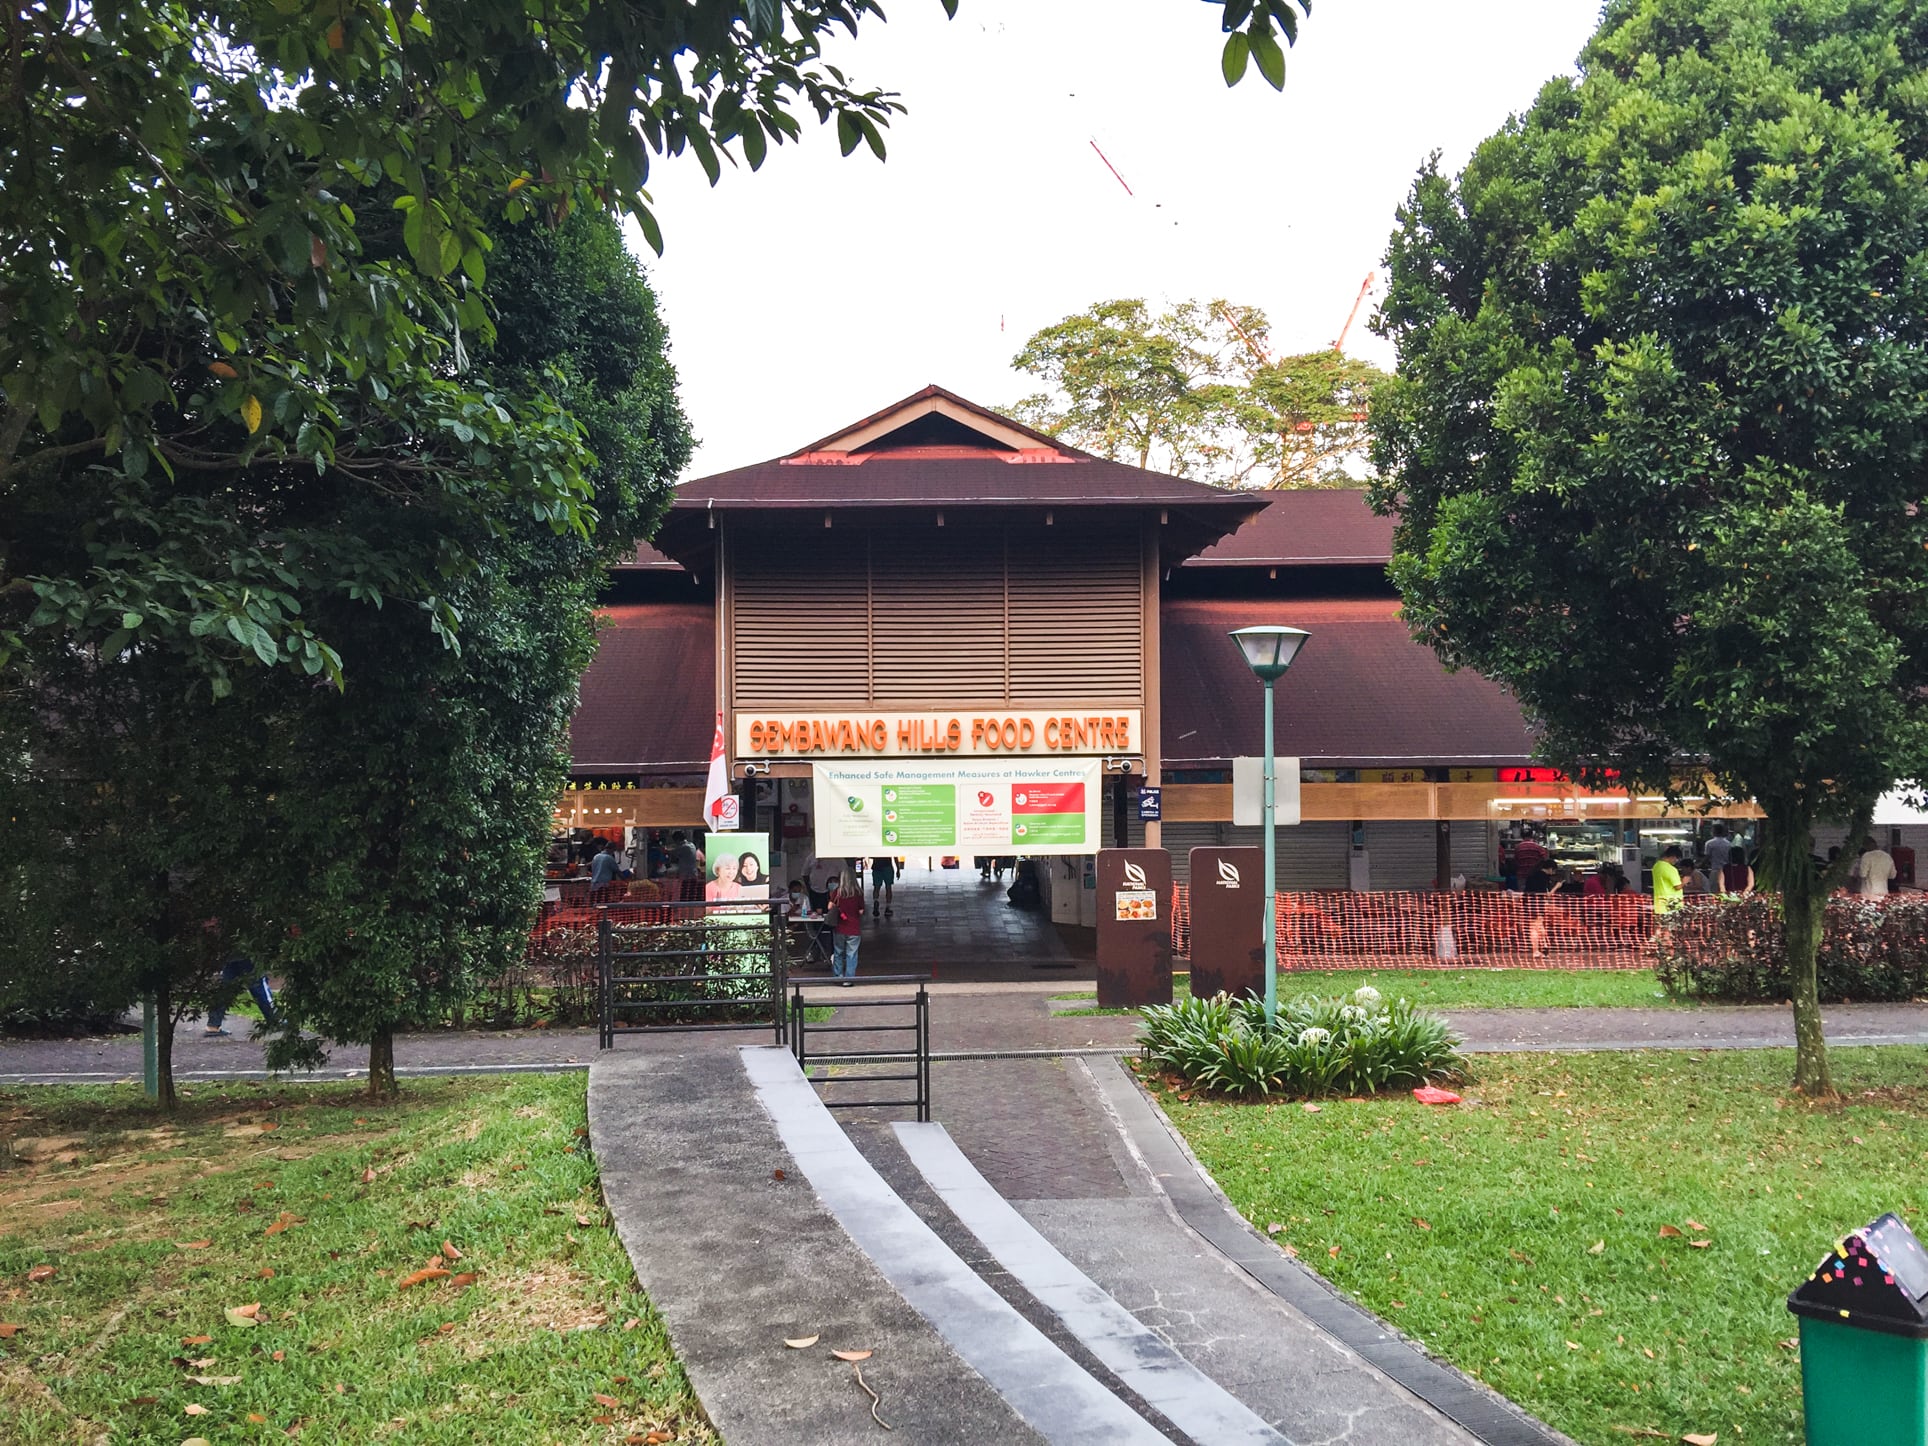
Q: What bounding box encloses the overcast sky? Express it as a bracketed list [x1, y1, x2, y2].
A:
[630, 0, 1606, 478]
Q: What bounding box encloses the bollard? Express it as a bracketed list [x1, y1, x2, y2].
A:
[1788, 1212, 1928, 1446]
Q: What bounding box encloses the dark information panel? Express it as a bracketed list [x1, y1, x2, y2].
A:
[1187, 847, 1266, 1002]
[1095, 848, 1173, 1008]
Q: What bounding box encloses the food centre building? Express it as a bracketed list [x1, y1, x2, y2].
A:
[562, 386, 1814, 911]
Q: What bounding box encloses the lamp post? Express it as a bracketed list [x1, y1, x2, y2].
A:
[1228, 625, 1311, 1028]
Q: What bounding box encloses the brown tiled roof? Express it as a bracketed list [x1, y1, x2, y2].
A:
[617, 538, 683, 570]
[568, 603, 715, 775]
[1160, 596, 1535, 767]
[673, 455, 1257, 511]
[1185, 490, 1396, 568]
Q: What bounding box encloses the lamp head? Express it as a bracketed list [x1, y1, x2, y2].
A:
[1229, 625, 1311, 682]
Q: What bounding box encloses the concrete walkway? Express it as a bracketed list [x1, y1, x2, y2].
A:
[590, 1040, 1574, 1445]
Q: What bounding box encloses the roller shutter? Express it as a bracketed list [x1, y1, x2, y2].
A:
[1367, 821, 1441, 891]
[1160, 822, 1224, 886]
[1225, 821, 1349, 890]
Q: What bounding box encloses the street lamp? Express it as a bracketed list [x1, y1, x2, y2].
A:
[1229, 625, 1311, 1028]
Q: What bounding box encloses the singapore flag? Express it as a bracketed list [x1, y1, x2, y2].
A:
[702, 713, 737, 829]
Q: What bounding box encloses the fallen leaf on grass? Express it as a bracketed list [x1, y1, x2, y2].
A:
[622, 1318, 640, 1331]
[448, 1272, 479, 1289]
[1609, 1428, 1667, 1439]
[225, 1304, 260, 1329]
[1412, 1218, 1431, 1230]
[784, 1334, 819, 1349]
[1266, 1222, 1283, 1235]
[181, 1335, 213, 1346]
[177, 1240, 213, 1250]
[1778, 1337, 1799, 1351]
[576, 1214, 596, 1227]
[360, 1168, 376, 1184]
[25, 1265, 54, 1282]
[440, 1241, 462, 1261]
[188, 1374, 242, 1386]
[832, 1348, 873, 1362]
[1682, 1434, 1718, 1446]
[595, 1393, 623, 1407]
[185, 1438, 212, 1446]
[1565, 1341, 1581, 1350]
[1685, 1219, 1708, 1232]
[1658, 1225, 1684, 1239]
[1328, 1246, 1341, 1258]
[397, 1267, 449, 1290]
[184, 1403, 210, 1415]
[1588, 1241, 1606, 1255]
[257, 1268, 275, 1280]
[249, 1413, 268, 1423]
[264, 1213, 302, 1237]
[1687, 1239, 1713, 1249]
[1302, 1103, 1321, 1113]
[0, 1324, 21, 1338]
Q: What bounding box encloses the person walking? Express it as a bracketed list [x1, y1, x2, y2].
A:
[1858, 836, 1899, 897]
[1652, 844, 1686, 917]
[670, 830, 700, 903]
[870, 853, 896, 919]
[828, 869, 864, 984]
[1703, 823, 1734, 884]
[205, 957, 277, 1037]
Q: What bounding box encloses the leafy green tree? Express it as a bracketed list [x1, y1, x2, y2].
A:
[3, 1, 1303, 689]
[1010, 298, 1385, 486]
[258, 211, 691, 1096]
[0, 653, 279, 1105]
[1369, 0, 1928, 1095]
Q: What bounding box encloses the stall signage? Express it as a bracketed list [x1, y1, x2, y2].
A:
[810, 759, 1102, 857]
[739, 709, 1139, 759]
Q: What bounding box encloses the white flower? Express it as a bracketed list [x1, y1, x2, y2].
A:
[1351, 985, 1383, 1011]
[1297, 1027, 1331, 1046]
[1339, 1004, 1366, 1024]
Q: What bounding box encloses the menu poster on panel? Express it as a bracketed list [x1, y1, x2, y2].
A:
[810, 760, 1103, 857]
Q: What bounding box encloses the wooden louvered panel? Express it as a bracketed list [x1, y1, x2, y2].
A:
[728, 524, 1147, 709]
[870, 532, 1007, 705]
[732, 536, 870, 708]
[1007, 532, 1144, 705]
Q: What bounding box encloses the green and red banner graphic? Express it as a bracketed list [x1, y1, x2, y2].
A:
[812, 760, 1101, 857]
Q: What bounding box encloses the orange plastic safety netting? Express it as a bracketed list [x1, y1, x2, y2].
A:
[1170, 886, 1661, 970]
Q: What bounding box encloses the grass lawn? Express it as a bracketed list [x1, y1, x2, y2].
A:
[1052, 967, 1675, 1015]
[0, 1075, 708, 1444]
[1147, 1047, 1928, 1446]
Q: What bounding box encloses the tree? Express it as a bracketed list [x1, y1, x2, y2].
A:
[1009, 298, 1386, 486]
[3, 1, 1307, 690]
[1368, 0, 1928, 1095]
[257, 210, 690, 1097]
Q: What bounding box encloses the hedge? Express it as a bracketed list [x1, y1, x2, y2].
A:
[1655, 895, 1928, 1003]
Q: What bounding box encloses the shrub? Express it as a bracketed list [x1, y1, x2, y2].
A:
[1655, 896, 1928, 1003]
[1137, 986, 1466, 1099]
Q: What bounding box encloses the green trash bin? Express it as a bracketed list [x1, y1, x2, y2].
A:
[1788, 1212, 1928, 1446]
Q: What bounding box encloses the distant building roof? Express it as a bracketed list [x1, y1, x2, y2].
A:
[652, 384, 1263, 566]
[618, 538, 683, 570]
[1161, 596, 1535, 768]
[1185, 489, 1395, 568]
[568, 603, 716, 776]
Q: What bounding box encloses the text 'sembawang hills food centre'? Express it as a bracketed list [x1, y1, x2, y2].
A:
[562, 385, 1832, 910]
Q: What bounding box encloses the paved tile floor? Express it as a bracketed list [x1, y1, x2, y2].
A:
[806, 862, 1082, 977]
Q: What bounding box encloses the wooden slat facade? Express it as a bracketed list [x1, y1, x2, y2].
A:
[729, 524, 1145, 710]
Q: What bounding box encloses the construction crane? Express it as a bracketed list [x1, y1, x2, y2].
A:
[1331, 270, 1375, 352]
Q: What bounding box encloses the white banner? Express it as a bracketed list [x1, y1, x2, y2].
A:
[811, 759, 1104, 858]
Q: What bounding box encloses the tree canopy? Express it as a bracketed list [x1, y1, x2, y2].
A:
[1009, 297, 1384, 487]
[1369, 0, 1928, 1093]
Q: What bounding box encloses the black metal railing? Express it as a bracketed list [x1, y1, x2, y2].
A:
[790, 975, 931, 1122]
[597, 899, 788, 1047]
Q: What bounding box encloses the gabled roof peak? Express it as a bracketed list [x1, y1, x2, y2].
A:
[785, 384, 1087, 464]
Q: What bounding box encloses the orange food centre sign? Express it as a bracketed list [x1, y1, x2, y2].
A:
[737, 709, 1141, 759]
